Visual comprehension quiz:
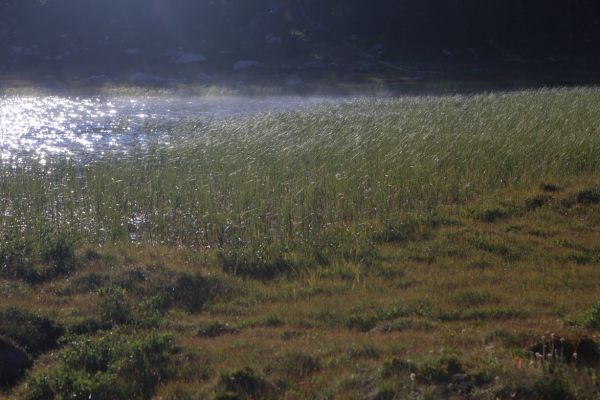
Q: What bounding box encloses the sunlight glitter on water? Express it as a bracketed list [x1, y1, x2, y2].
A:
[0, 95, 340, 166]
[0, 96, 154, 165]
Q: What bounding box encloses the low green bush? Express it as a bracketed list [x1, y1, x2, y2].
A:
[417, 354, 465, 383]
[272, 353, 321, 378]
[197, 321, 239, 338]
[573, 301, 600, 329]
[0, 232, 78, 284]
[171, 274, 221, 313]
[23, 332, 177, 400]
[218, 242, 292, 279]
[502, 376, 576, 400]
[99, 285, 131, 326]
[216, 367, 274, 400]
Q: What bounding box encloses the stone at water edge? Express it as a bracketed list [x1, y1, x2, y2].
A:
[0, 337, 32, 388]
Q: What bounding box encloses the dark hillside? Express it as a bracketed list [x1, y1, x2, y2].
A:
[1, 0, 600, 90]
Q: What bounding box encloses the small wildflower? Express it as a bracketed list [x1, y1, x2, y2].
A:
[409, 373, 416, 382]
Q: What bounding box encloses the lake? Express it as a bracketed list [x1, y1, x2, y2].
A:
[0, 95, 339, 166]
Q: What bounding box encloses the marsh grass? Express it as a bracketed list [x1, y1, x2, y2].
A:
[5, 88, 600, 277]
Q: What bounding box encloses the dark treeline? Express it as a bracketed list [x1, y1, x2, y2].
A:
[1, 0, 599, 53]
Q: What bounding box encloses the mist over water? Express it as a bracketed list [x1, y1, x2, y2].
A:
[0, 95, 339, 166]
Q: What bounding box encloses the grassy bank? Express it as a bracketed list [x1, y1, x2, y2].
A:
[2, 88, 600, 398]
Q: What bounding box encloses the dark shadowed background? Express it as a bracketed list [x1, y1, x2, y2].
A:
[1, 0, 600, 90]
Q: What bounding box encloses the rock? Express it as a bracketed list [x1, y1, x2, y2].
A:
[128, 72, 167, 85]
[233, 60, 261, 72]
[0, 337, 31, 388]
[173, 52, 207, 64]
[285, 74, 303, 86]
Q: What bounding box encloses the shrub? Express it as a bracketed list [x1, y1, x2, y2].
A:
[503, 376, 576, 400]
[134, 295, 168, 328]
[474, 206, 512, 222]
[573, 301, 600, 329]
[71, 272, 110, 293]
[373, 218, 418, 243]
[306, 227, 377, 267]
[0, 232, 78, 284]
[39, 233, 78, 278]
[98, 285, 167, 327]
[0, 234, 37, 282]
[99, 285, 131, 326]
[417, 355, 465, 384]
[23, 332, 177, 400]
[524, 195, 550, 211]
[218, 242, 292, 279]
[0, 307, 64, 356]
[452, 289, 497, 307]
[381, 357, 417, 379]
[171, 274, 221, 313]
[197, 321, 239, 338]
[576, 188, 600, 205]
[216, 368, 274, 400]
[273, 353, 321, 378]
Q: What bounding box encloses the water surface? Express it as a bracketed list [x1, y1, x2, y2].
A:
[0, 95, 337, 165]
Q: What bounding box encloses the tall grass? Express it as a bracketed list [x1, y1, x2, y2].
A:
[3, 88, 600, 254]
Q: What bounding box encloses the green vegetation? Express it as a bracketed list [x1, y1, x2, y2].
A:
[2, 88, 600, 398]
[0, 308, 64, 357]
[22, 332, 177, 400]
[5, 88, 600, 264]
